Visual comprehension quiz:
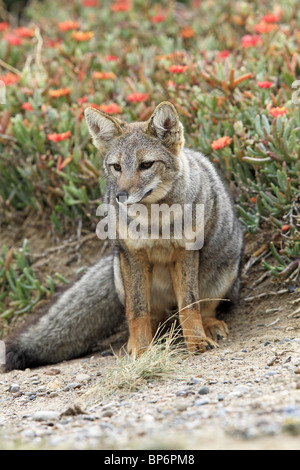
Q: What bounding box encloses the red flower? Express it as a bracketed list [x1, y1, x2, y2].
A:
[58, 20, 79, 31]
[169, 65, 188, 73]
[47, 130, 72, 142]
[241, 34, 262, 48]
[0, 22, 9, 32]
[211, 136, 232, 150]
[126, 92, 150, 103]
[216, 50, 230, 60]
[0, 72, 20, 86]
[14, 27, 35, 38]
[257, 81, 274, 88]
[3, 33, 23, 46]
[111, 0, 130, 12]
[253, 22, 277, 34]
[151, 14, 166, 23]
[99, 103, 122, 114]
[261, 14, 280, 23]
[21, 102, 33, 111]
[82, 0, 98, 6]
[77, 96, 88, 104]
[105, 55, 118, 62]
[269, 107, 287, 118]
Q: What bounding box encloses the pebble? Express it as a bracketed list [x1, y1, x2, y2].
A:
[46, 380, 62, 391]
[194, 398, 209, 406]
[8, 384, 20, 393]
[198, 386, 210, 395]
[32, 411, 59, 422]
[75, 374, 91, 383]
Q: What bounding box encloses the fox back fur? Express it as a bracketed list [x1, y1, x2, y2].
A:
[4, 101, 243, 371]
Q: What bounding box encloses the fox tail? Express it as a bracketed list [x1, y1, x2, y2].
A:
[4, 253, 125, 371]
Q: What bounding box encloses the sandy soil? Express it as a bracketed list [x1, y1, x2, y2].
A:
[0, 216, 299, 450]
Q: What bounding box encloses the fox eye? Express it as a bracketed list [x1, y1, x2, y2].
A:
[140, 161, 154, 170]
[112, 163, 121, 172]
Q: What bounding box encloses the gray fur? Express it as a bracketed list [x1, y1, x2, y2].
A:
[4, 254, 125, 370]
[4, 102, 244, 369]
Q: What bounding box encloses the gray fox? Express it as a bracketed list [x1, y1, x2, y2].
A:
[4, 101, 243, 370]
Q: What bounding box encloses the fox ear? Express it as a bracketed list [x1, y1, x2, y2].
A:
[145, 101, 184, 155]
[84, 107, 124, 152]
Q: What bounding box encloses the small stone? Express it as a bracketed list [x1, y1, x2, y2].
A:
[101, 409, 114, 418]
[45, 368, 61, 376]
[8, 384, 20, 393]
[194, 398, 209, 406]
[294, 368, 300, 375]
[46, 379, 62, 391]
[175, 401, 189, 412]
[32, 410, 59, 422]
[101, 351, 114, 357]
[75, 373, 90, 383]
[198, 386, 210, 395]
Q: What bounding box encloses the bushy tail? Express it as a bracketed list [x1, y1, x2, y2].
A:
[4, 253, 125, 371]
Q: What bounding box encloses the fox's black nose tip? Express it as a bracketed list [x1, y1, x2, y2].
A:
[116, 191, 128, 203]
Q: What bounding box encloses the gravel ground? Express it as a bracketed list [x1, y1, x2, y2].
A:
[0, 225, 300, 450]
[1, 301, 300, 450]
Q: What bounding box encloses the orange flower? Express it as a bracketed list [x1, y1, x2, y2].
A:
[269, 107, 287, 117]
[49, 88, 71, 98]
[47, 130, 72, 142]
[111, 0, 130, 12]
[92, 71, 116, 80]
[253, 22, 277, 33]
[58, 20, 80, 31]
[211, 136, 232, 150]
[14, 27, 35, 38]
[126, 92, 150, 103]
[0, 72, 20, 86]
[241, 34, 262, 48]
[71, 31, 94, 41]
[21, 102, 33, 111]
[281, 224, 291, 231]
[257, 81, 274, 88]
[169, 65, 188, 73]
[89, 103, 99, 109]
[99, 103, 122, 114]
[180, 26, 196, 38]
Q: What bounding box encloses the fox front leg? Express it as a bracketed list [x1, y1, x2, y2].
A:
[120, 250, 153, 357]
[169, 251, 218, 353]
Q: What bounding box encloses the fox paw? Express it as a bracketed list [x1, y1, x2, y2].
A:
[202, 317, 229, 342]
[186, 335, 219, 354]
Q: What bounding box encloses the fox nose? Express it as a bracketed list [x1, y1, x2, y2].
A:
[116, 190, 128, 204]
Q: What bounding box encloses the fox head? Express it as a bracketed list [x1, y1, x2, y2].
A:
[85, 101, 185, 205]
